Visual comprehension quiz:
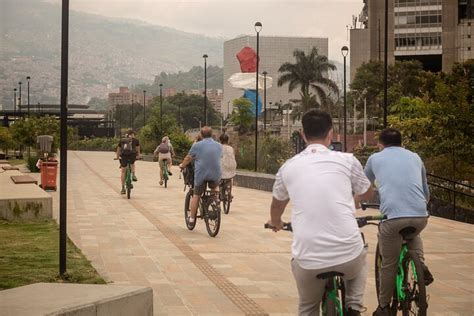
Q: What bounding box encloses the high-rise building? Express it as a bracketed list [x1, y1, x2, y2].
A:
[223, 36, 328, 118]
[350, 0, 474, 79]
[108, 87, 153, 110]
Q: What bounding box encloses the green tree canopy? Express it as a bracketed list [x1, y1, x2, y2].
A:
[230, 97, 253, 135]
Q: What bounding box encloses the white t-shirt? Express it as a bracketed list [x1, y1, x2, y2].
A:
[272, 144, 371, 270]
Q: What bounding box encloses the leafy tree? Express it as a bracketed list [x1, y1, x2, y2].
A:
[389, 65, 473, 183]
[278, 47, 339, 115]
[350, 60, 425, 118]
[229, 98, 253, 135]
[0, 127, 15, 156]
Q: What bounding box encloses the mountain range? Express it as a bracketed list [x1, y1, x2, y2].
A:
[0, 0, 224, 108]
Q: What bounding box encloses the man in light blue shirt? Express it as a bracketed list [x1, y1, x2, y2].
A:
[365, 128, 433, 316]
[179, 126, 222, 224]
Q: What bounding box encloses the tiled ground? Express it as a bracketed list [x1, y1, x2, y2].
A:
[46, 151, 473, 315]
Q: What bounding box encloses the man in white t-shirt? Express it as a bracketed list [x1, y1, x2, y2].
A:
[268, 110, 373, 316]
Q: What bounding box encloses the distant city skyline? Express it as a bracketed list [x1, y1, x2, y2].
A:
[61, 0, 363, 63]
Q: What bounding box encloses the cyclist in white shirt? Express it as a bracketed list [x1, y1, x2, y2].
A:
[268, 110, 374, 316]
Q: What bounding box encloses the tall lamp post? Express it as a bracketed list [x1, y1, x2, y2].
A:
[159, 83, 163, 137]
[254, 21, 262, 172]
[130, 95, 134, 130]
[262, 71, 267, 130]
[27, 76, 31, 116]
[341, 46, 349, 152]
[143, 90, 146, 128]
[383, 0, 388, 127]
[18, 81, 22, 113]
[203, 54, 208, 125]
[13, 88, 17, 112]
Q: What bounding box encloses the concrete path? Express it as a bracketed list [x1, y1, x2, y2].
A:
[46, 151, 473, 315]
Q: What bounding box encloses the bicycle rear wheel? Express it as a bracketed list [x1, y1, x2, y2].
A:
[204, 196, 221, 237]
[164, 168, 168, 188]
[401, 250, 427, 316]
[221, 182, 231, 214]
[321, 278, 344, 316]
[125, 167, 132, 199]
[184, 190, 196, 230]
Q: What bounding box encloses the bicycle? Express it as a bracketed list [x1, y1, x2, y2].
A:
[115, 157, 141, 199]
[219, 178, 232, 214]
[264, 221, 348, 316]
[161, 158, 170, 188]
[360, 202, 428, 316]
[182, 166, 221, 237]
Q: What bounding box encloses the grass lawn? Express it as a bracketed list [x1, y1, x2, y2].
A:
[0, 219, 105, 290]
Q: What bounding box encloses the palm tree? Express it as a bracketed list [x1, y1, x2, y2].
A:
[278, 47, 339, 119]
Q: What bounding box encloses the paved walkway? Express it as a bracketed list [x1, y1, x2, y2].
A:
[47, 151, 472, 315]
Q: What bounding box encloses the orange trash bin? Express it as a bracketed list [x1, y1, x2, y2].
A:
[40, 160, 58, 191]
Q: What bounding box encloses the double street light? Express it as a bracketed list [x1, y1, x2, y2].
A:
[262, 71, 267, 130]
[143, 90, 147, 128]
[18, 81, 22, 113]
[203, 54, 208, 126]
[254, 21, 262, 172]
[27, 76, 31, 117]
[159, 83, 163, 138]
[13, 88, 17, 112]
[341, 46, 349, 152]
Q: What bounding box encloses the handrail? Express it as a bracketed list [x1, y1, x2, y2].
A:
[427, 173, 474, 190]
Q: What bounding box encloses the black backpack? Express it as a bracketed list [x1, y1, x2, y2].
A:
[121, 138, 136, 155]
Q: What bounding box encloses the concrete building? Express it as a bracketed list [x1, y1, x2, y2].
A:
[186, 89, 223, 113]
[223, 36, 328, 119]
[108, 87, 153, 110]
[350, 0, 474, 79]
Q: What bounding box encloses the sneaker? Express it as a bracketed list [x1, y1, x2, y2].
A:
[120, 188, 126, 194]
[346, 307, 361, 316]
[422, 263, 434, 286]
[372, 305, 390, 316]
[132, 174, 138, 181]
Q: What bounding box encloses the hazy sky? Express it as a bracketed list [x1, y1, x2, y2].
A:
[65, 0, 364, 64]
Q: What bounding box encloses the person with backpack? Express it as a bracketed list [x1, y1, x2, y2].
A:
[116, 130, 141, 194]
[154, 136, 175, 186]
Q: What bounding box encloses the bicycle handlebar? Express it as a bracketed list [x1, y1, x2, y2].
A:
[264, 222, 293, 232]
[264, 215, 386, 232]
[361, 202, 380, 210]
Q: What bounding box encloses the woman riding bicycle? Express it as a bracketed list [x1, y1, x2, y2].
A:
[219, 133, 237, 201]
[154, 136, 174, 186]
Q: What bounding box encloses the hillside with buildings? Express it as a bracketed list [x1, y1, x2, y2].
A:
[0, 0, 224, 109]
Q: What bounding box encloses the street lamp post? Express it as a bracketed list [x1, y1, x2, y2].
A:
[130, 95, 134, 130]
[27, 76, 31, 117]
[341, 46, 349, 152]
[383, 0, 388, 128]
[159, 83, 163, 138]
[269, 101, 272, 125]
[254, 21, 262, 172]
[13, 88, 17, 112]
[18, 81, 22, 113]
[262, 71, 267, 130]
[143, 90, 146, 128]
[203, 54, 208, 125]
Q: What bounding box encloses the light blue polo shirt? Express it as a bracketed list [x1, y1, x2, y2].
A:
[189, 137, 222, 186]
[364, 147, 429, 219]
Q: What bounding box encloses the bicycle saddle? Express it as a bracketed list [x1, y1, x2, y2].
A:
[399, 226, 416, 239]
[317, 271, 344, 279]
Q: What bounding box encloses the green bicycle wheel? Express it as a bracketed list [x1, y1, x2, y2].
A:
[125, 166, 132, 199]
[401, 250, 427, 316]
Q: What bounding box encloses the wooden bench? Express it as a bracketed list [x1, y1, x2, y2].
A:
[10, 175, 38, 185]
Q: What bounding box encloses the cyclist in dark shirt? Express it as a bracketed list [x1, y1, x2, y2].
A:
[116, 130, 140, 194]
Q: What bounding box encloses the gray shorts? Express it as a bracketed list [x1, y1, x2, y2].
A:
[194, 180, 219, 196]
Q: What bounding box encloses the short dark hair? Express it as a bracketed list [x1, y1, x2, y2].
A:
[219, 133, 229, 144]
[127, 129, 135, 137]
[201, 126, 212, 138]
[302, 110, 333, 140]
[379, 128, 402, 147]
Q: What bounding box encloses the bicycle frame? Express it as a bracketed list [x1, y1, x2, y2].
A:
[322, 277, 344, 316]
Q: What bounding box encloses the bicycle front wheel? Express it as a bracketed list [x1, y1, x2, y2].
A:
[401, 250, 427, 316]
[204, 197, 221, 237]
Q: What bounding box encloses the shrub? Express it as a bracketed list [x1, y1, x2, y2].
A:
[27, 155, 40, 172]
[69, 138, 118, 151]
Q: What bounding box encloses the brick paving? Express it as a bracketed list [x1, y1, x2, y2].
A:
[46, 151, 473, 315]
